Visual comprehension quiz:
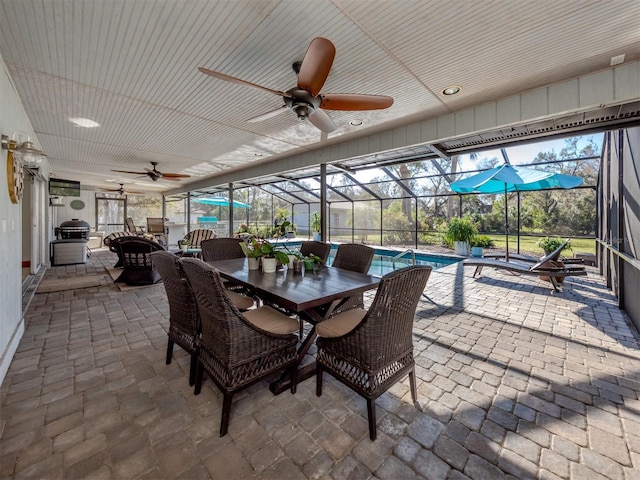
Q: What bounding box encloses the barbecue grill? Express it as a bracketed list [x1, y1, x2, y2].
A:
[55, 218, 90, 239]
[51, 219, 90, 265]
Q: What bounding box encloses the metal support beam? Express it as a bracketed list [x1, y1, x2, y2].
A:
[320, 164, 327, 241]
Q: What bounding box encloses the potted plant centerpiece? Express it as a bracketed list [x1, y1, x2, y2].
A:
[303, 253, 323, 273]
[240, 238, 264, 270]
[180, 238, 190, 253]
[260, 241, 290, 273]
[444, 217, 477, 256]
[311, 212, 321, 241]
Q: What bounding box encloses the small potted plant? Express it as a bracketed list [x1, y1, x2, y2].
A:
[311, 212, 321, 241]
[535, 237, 571, 283]
[303, 253, 323, 273]
[180, 238, 190, 253]
[470, 238, 483, 258]
[260, 241, 290, 273]
[536, 236, 571, 256]
[444, 217, 477, 256]
[240, 238, 264, 270]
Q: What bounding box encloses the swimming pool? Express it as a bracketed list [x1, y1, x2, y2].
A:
[275, 241, 460, 277]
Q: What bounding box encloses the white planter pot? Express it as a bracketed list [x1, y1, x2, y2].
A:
[312, 232, 321, 241]
[453, 241, 470, 256]
[262, 257, 277, 273]
[247, 257, 260, 270]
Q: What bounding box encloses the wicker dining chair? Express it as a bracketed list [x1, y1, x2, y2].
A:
[180, 258, 299, 437]
[330, 243, 375, 314]
[300, 241, 331, 265]
[316, 265, 432, 441]
[151, 251, 200, 386]
[200, 237, 245, 261]
[199, 237, 256, 308]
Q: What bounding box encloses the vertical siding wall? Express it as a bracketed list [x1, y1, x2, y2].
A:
[598, 127, 640, 331]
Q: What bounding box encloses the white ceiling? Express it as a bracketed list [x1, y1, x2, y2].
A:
[1, 0, 638, 194]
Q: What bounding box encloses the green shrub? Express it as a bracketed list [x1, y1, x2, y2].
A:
[443, 217, 477, 247]
[471, 235, 494, 248]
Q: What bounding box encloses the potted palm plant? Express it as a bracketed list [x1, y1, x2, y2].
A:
[444, 217, 477, 256]
[311, 212, 321, 241]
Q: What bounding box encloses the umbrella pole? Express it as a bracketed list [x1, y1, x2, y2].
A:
[504, 184, 509, 262]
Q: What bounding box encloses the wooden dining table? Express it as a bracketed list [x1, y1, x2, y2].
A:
[206, 257, 381, 393]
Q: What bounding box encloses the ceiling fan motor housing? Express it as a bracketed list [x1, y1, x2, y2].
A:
[285, 88, 321, 119]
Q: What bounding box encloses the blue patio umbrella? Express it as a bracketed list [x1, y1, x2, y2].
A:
[450, 164, 583, 260]
[192, 197, 251, 208]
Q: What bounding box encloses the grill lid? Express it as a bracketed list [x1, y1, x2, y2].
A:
[60, 219, 90, 229]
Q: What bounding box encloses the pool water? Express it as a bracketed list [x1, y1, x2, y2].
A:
[276, 241, 459, 277]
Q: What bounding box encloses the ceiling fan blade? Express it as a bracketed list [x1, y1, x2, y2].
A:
[319, 93, 394, 111]
[308, 108, 337, 133]
[111, 169, 147, 175]
[247, 106, 289, 123]
[160, 173, 191, 179]
[198, 67, 292, 98]
[297, 37, 335, 98]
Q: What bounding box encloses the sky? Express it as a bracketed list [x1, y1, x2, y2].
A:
[457, 133, 604, 170]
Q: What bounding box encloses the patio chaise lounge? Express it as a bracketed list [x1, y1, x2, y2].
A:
[483, 239, 584, 265]
[464, 241, 587, 291]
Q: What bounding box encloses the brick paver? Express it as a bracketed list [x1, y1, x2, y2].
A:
[1, 249, 639, 479]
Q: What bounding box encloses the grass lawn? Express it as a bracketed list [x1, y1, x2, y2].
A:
[483, 235, 595, 255]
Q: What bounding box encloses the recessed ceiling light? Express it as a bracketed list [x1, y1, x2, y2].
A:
[350, 119, 364, 126]
[442, 85, 461, 96]
[69, 117, 100, 128]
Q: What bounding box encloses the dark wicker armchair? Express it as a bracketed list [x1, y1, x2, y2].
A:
[330, 243, 375, 315]
[300, 241, 331, 265]
[180, 258, 299, 436]
[115, 237, 165, 285]
[316, 265, 432, 441]
[151, 251, 200, 386]
[103, 231, 131, 267]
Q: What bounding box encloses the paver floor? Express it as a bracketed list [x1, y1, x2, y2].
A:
[1, 249, 639, 479]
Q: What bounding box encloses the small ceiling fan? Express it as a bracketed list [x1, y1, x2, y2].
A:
[198, 37, 393, 133]
[100, 183, 144, 195]
[111, 161, 190, 182]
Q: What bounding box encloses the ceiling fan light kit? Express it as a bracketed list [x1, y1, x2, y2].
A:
[199, 37, 393, 133]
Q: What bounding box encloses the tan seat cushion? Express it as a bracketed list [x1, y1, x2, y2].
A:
[244, 306, 299, 335]
[227, 290, 254, 311]
[317, 308, 367, 338]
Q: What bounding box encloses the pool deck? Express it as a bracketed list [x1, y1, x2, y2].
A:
[1, 249, 639, 479]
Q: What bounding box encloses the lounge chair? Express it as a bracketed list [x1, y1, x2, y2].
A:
[483, 239, 584, 265]
[464, 241, 587, 291]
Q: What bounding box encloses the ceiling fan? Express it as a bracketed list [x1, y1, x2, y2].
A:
[198, 37, 393, 133]
[100, 183, 144, 195]
[111, 161, 190, 182]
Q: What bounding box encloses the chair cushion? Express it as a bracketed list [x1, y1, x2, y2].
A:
[317, 308, 367, 338]
[227, 290, 254, 311]
[244, 306, 299, 335]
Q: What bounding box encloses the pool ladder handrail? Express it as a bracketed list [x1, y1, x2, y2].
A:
[391, 249, 415, 269]
[390, 248, 436, 305]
